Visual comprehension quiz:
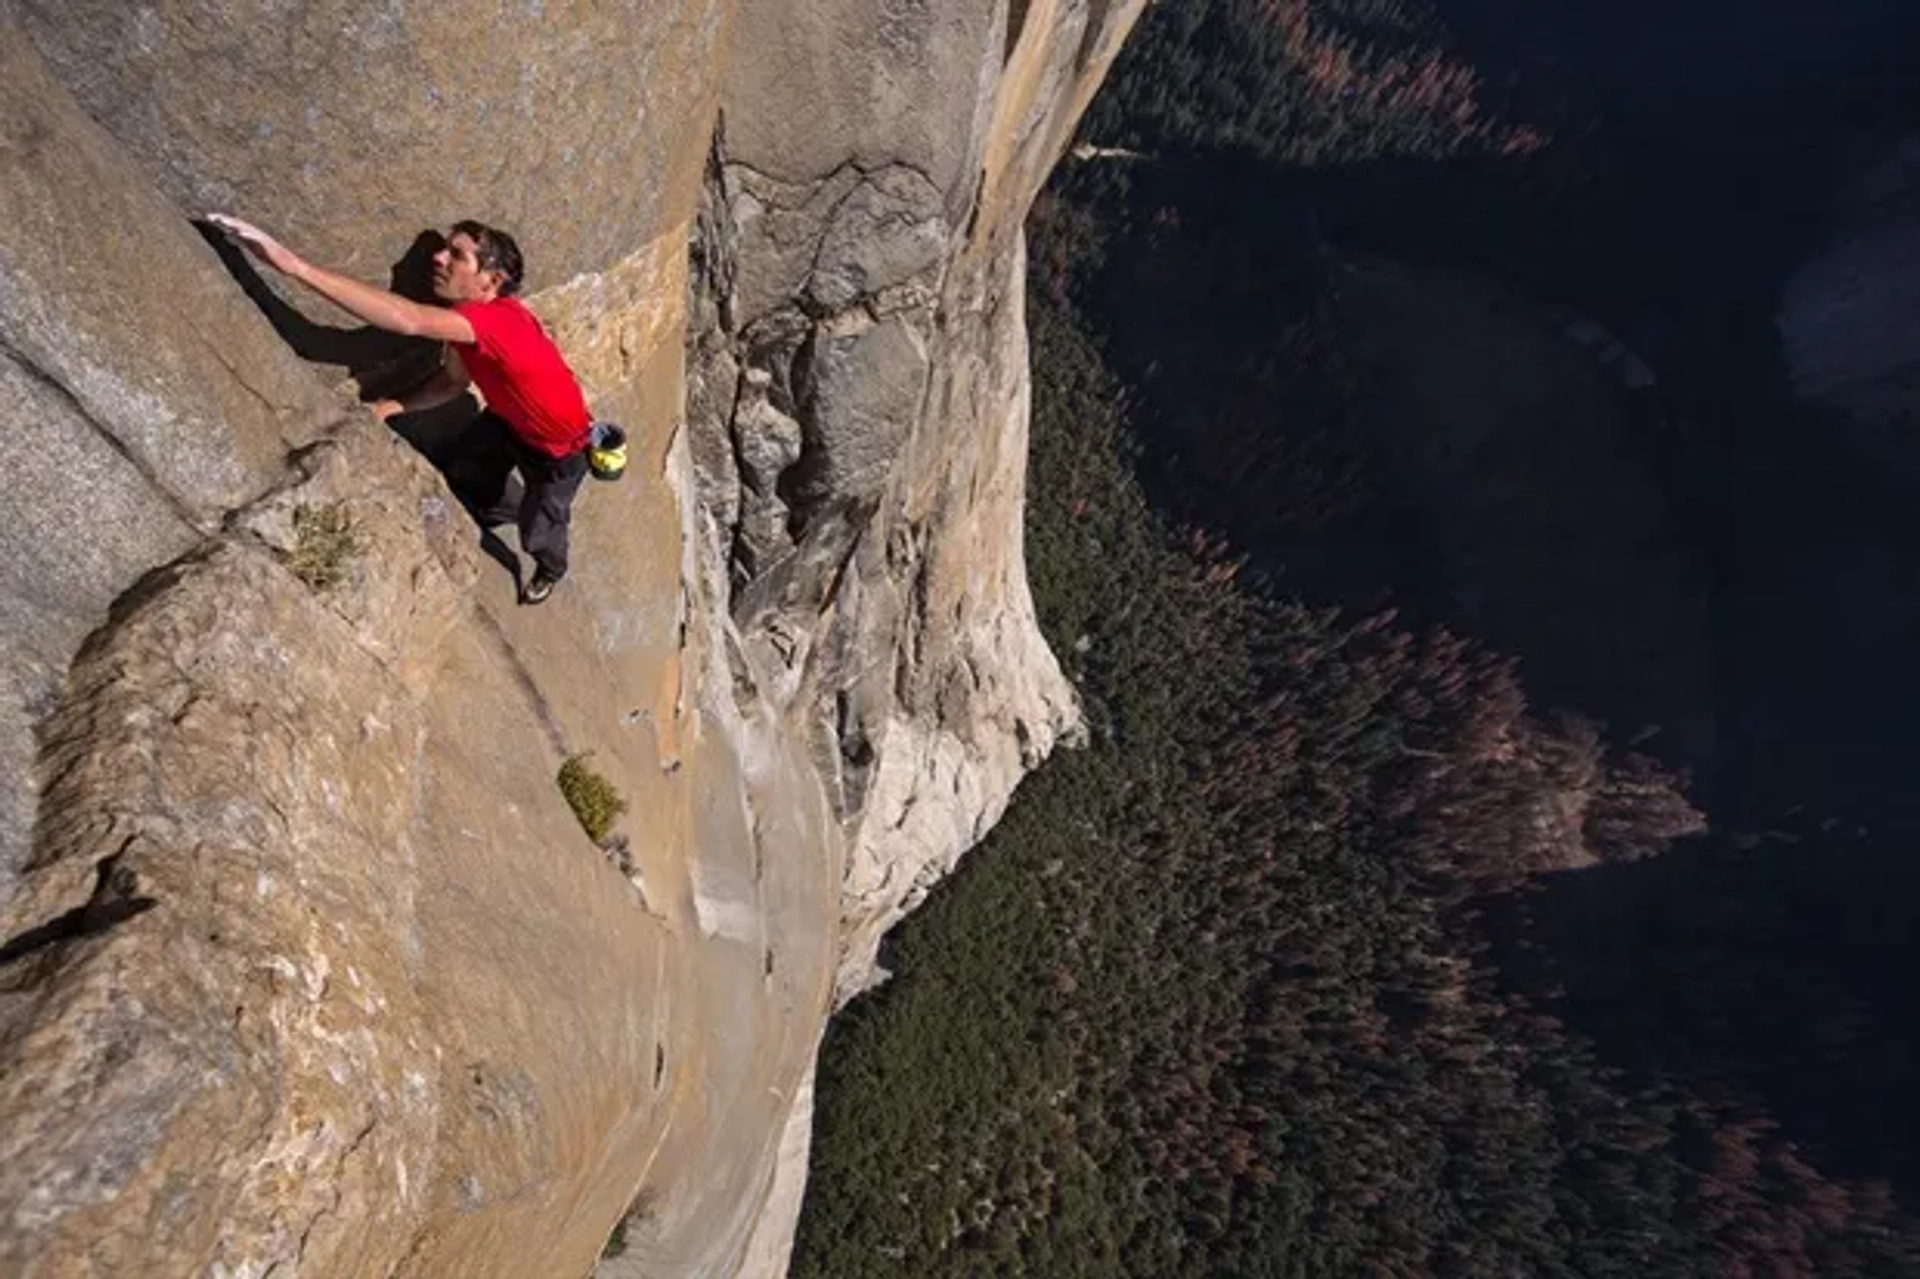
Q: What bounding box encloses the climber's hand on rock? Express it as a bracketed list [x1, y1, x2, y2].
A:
[207, 213, 305, 277]
[369, 398, 405, 422]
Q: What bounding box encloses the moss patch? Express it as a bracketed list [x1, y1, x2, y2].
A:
[558, 754, 627, 844]
[600, 1186, 657, 1259]
[283, 502, 362, 591]
[600, 1214, 630, 1260]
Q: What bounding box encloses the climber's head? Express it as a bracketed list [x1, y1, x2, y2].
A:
[433, 221, 524, 302]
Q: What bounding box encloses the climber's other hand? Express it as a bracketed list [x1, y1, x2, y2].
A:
[207, 213, 304, 276]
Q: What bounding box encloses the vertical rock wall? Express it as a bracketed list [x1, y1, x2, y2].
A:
[0, 2, 1142, 1274]
[688, 0, 1142, 1000]
[0, 20, 348, 900]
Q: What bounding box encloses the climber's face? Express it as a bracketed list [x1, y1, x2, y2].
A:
[431, 232, 502, 304]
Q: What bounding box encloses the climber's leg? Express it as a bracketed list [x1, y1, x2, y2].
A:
[447, 410, 523, 527]
[516, 443, 591, 588]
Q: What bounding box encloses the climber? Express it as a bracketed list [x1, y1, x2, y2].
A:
[207, 213, 591, 605]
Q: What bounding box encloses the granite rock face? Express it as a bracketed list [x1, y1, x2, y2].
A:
[0, 21, 346, 903]
[15, 0, 727, 293]
[2, 428, 473, 1277]
[689, 0, 1141, 1002]
[0, 2, 1140, 1275]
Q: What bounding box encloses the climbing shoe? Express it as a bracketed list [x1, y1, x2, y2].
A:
[522, 571, 560, 605]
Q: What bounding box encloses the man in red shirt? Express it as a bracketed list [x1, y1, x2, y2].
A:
[209, 214, 592, 605]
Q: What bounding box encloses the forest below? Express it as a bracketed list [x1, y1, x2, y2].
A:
[794, 1, 1920, 1274]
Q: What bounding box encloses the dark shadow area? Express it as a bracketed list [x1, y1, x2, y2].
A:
[1488, 825, 1920, 1201]
[0, 893, 155, 971]
[477, 528, 524, 593]
[1356, 10, 1920, 1196]
[0, 853, 157, 977]
[195, 222, 449, 401]
[1064, 148, 1718, 775]
[1047, 0, 1920, 1209]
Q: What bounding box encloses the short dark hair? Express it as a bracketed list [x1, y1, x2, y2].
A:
[451, 219, 525, 297]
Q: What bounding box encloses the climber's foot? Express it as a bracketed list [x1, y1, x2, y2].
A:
[522, 570, 560, 606]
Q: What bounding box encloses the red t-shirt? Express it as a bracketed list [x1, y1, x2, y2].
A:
[453, 298, 592, 457]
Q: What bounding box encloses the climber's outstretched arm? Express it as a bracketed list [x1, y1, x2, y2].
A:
[207, 214, 475, 345]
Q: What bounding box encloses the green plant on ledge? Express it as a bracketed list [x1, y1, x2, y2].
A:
[600, 1215, 629, 1260]
[558, 753, 627, 844]
[600, 1186, 657, 1260]
[284, 502, 362, 591]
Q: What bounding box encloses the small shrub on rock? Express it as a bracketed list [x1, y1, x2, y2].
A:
[600, 1186, 657, 1259]
[284, 502, 362, 591]
[558, 754, 627, 844]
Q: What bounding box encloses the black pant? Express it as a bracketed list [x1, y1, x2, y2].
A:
[454, 411, 589, 580]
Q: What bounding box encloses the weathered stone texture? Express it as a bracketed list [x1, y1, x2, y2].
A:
[0, 24, 348, 900]
[0, 25, 340, 507]
[807, 166, 951, 313]
[0, 353, 198, 895]
[17, 0, 729, 293]
[687, 0, 1145, 1001]
[1, 426, 474, 1278]
[720, 0, 1002, 210]
[0, 0, 1145, 1274]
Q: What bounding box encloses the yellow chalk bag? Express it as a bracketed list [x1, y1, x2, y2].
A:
[588, 421, 628, 482]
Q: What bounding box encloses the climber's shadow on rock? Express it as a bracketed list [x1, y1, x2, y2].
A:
[199, 222, 522, 588]
[199, 223, 441, 392]
[200, 224, 486, 457]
